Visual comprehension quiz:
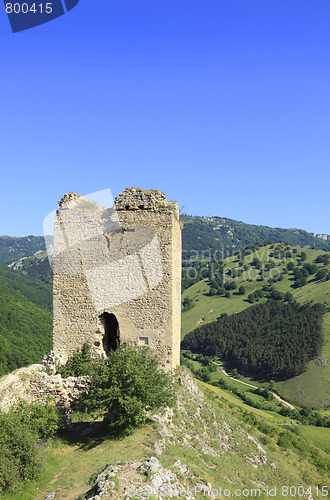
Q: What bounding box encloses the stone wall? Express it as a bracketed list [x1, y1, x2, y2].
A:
[0, 364, 87, 414]
[53, 187, 181, 369]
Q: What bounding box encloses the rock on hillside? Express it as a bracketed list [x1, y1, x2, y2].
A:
[78, 370, 280, 500]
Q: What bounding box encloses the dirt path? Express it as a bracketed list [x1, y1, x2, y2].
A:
[218, 365, 258, 389]
[272, 392, 295, 410]
[215, 363, 295, 410]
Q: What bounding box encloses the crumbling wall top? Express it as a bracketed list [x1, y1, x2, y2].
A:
[58, 192, 83, 207]
[114, 187, 169, 211]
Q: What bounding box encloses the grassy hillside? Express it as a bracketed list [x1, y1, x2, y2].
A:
[0, 265, 52, 375]
[2, 369, 329, 500]
[181, 243, 330, 408]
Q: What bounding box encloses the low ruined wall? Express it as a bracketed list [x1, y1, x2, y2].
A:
[0, 364, 87, 413]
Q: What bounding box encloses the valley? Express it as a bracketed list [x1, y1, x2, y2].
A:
[0, 219, 329, 498]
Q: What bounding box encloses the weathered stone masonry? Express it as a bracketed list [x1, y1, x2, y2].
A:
[53, 187, 181, 369]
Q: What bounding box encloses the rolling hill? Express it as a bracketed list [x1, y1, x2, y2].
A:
[8, 250, 52, 284]
[181, 243, 330, 408]
[0, 231, 329, 497]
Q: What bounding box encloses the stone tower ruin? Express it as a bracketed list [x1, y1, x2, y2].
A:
[52, 187, 181, 369]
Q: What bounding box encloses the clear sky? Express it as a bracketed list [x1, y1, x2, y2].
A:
[0, 0, 329, 236]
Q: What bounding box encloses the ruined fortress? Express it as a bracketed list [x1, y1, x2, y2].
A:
[52, 188, 181, 369]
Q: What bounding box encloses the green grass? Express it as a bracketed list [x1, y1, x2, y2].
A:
[198, 380, 291, 422]
[187, 357, 286, 415]
[298, 426, 330, 454]
[277, 356, 330, 409]
[1, 424, 153, 500]
[181, 244, 330, 408]
[181, 279, 252, 338]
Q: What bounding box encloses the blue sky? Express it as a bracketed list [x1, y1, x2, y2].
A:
[0, 0, 329, 236]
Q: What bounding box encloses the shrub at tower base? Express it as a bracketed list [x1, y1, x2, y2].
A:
[64, 343, 177, 434]
[0, 400, 59, 492]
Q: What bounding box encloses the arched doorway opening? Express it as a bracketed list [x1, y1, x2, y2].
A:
[99, 312, 120, 355]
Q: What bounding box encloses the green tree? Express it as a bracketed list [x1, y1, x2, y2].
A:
[284, 291, 293, 302]
[0, 399, 60, 492]
[269, 379, 276, 391]
[238, 285, 246, 295]
[316, 268, 328, 281]
[13, 399, 59, 439]
[0, 412, 40, 492]
[316, 254, 330, 265]
[182, 296, 194, 312]
[72, 344, 176, 434]
[56, 342, 95, 378]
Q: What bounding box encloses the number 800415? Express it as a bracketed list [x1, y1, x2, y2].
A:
[6, 3, 53, 14]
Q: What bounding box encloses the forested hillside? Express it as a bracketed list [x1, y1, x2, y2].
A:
[0, 236, 45, 265]
[0, 265, 52, 375]
[181, 300, 325, 379]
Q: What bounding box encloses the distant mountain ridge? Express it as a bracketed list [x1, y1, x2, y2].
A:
[1, 216, 330, 281]
[0, 235, 45, 265]
[181, 216, 330, 255]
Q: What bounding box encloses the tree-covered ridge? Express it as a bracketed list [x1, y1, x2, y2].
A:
[0, 236, 45, 265]
[181, 216, 330, 256]
[2, 216, 330, 284]
[181, 300, 326, 380]
[0, 265, 52, 375]
[9, 250, 52, 284]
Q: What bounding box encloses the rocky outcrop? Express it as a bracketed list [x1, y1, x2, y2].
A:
[85, 457, 195, 500]
[315, 233, 330, 241]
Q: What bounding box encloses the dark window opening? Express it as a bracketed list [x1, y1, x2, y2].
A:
[99, 313, 120, 355]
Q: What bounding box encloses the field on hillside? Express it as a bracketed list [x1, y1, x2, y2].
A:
[181, 244, 330, 408]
